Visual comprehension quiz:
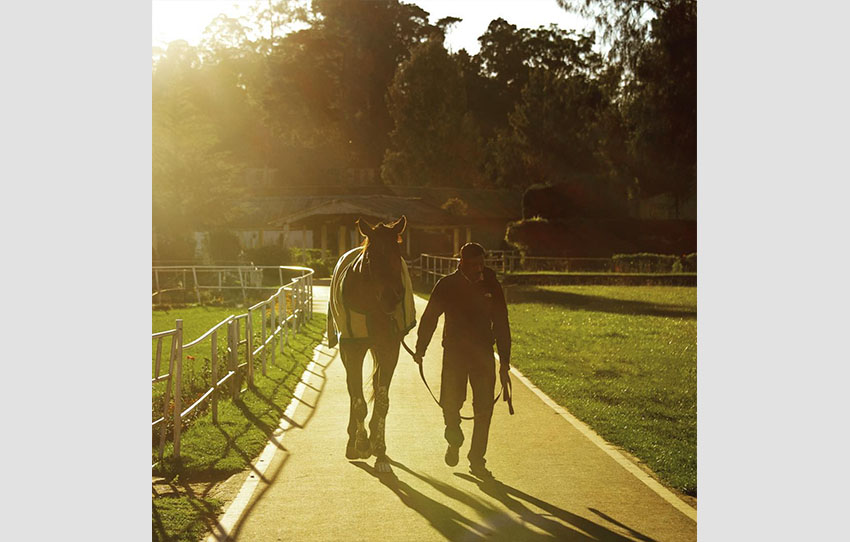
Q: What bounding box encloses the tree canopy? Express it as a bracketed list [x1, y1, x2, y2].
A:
[152, 0, 697, 241]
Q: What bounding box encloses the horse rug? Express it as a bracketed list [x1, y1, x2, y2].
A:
[328, 247, 416, 348]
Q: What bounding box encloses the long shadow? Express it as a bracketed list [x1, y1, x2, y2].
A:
[207, 345, 333, 540]
[358, 459, 641, 541]
[454, 473, 655, 542]
[351, 460, 494, 541]
[510, 288, 695, 320]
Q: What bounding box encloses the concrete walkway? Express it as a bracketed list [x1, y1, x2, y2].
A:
[209, 286, 696, 541]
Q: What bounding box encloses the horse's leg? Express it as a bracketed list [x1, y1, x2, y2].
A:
[340, 342, 371, 459]
[369, 340, 400, 473]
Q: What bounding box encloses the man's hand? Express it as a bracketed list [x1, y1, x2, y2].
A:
[499, 363, 510, 385]
[413, 352, 424, 365]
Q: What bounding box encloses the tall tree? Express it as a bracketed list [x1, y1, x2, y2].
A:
[261, 0, 435, 182]
[556, 0, 696, 215]
[152, 41, 245, 237]
[622, 0, 696, 209]
[382, 39, 486, 187]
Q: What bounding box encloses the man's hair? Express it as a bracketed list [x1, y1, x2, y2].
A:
[460, 242, 486, 259]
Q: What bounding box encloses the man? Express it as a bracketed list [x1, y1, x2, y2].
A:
[413, 242, 511, 479]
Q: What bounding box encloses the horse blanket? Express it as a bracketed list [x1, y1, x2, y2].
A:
[327, 247, 416, 348]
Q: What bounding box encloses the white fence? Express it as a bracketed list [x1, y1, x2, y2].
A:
[152, 265, 312, 306]
[151, 266, 314, 468]
[409, 253, 614, 284]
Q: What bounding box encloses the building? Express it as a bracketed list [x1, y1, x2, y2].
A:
[193, 184, 523, 260]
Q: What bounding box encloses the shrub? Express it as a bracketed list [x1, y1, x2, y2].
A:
[683, 252, 697, 272]
[441, 197, 469, 216]
[612, 253, 680, 273]
[209, 230, 241, 262]
[155, 234, 195, 263]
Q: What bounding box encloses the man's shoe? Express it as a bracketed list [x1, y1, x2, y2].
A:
[469, 462, 493, 480]
[445, 444, 459, 466]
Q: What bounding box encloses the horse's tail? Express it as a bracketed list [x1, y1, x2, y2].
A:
[327, 306, 338, 348]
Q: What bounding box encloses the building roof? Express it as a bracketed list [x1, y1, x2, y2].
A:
[231, 186, 523, 229]
[267, 195, 469, 228]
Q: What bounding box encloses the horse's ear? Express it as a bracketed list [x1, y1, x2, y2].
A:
[356, 218, 374, 237]
[390, 215, 407, 236]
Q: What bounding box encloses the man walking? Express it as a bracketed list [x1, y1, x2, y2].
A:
[413, 243, 511, 479]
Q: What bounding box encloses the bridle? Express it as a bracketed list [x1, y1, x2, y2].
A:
[359, 247, 403, 317]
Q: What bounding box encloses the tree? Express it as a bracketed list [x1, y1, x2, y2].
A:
[382, 40, 486, 187]
[152, 41, 245, 238]
[621, 0, 696, 210]
[555, 0, 692, 71]
[557, 0, 696, 215]
[508, 69, 606, 187]
[261, 0, 436, 182]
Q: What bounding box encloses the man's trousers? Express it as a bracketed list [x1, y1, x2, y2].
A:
[440, 343, 496, 466]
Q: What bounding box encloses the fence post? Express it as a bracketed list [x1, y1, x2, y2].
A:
[155, 269, 161, 305]
[156, 331, 177, 463]
[280, 287, 289, 356]
[238, 268, 247, 306]
[294, 281, 300, 335]
[270, 296, 276, 368]
[229, 319, 239, 400]
[173, 319, 183, 459]
[279, 267, 283, 288]
[211, 329, 218, 424]
[247, 311, 254, 386]
[261, 304, 267, 376]
[192, 267, 201, 304]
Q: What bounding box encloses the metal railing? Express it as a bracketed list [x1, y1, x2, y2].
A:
[151, 266, 314, 468]
[152, 265, 313, 306]
[409, 253, 618, 281]
[413, 252, 518, 284]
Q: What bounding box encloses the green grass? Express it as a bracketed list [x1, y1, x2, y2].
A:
[152, 309, 327, 542]
[153, 305, 240, 350]
[153, 312, 327, 478]
[507, 271, 696, 277]
[507, 285, 696, 495]
[152, 496, 222, 542]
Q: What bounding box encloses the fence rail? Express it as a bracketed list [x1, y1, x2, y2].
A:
[408, 252, 686, 283]
[151, 265, 314, 469]
[152, 265, 314, 306]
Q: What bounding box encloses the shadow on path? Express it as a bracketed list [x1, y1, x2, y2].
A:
[354, 459, 649, 541]
[455, 473, 655, 542]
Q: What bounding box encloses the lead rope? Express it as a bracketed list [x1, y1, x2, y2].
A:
[400, 338, 513, 419]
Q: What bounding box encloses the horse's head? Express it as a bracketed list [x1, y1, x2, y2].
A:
[357, 215, 407, 315]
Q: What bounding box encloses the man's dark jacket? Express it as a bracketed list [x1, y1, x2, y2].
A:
[415, 267, 511, 366]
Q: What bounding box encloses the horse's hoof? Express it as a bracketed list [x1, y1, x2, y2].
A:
[355, 432, 371, 458]
[345, 444, 359, 460]
[357, 444, 372, 459]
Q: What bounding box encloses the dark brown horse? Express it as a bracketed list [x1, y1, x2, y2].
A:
[327, 216, 414, 474]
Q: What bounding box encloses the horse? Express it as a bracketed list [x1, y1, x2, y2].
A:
[327, 216, 415, 474]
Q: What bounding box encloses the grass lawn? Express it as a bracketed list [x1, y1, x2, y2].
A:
[153, 495, 222, 542]
[153, 306, 239, 349]
[506, 285, 696, 495]
[152, 307, 327, 541]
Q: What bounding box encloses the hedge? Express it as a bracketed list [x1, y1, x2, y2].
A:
[612, 252, 697, 273]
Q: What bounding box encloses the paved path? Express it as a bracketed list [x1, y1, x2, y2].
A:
[209, 286, 696, 541]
